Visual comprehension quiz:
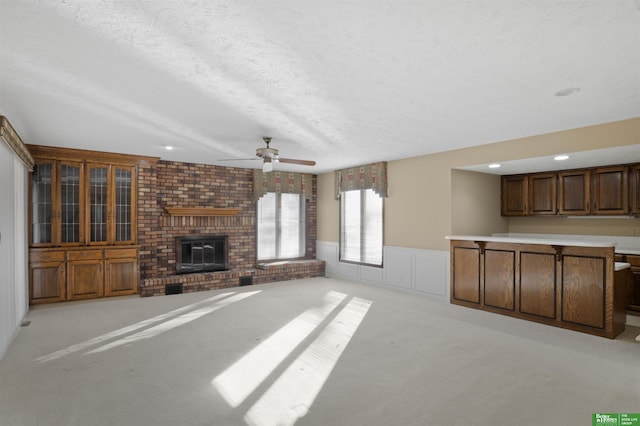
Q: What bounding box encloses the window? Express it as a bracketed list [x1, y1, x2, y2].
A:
[257, 192, 306, 260]
[340, 188, 383, 266]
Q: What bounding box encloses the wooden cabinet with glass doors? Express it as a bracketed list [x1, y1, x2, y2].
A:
[27, 145, 155, 304]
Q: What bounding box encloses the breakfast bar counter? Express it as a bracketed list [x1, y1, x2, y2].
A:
[446, 235, 630, 338]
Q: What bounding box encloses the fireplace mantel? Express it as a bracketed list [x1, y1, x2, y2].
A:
[164, 207, 241, 217]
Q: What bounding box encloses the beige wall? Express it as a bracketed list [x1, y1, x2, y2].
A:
[317, 172, 339, 242]
[317, 117, 640, 251]
[451, 170, 507, 236]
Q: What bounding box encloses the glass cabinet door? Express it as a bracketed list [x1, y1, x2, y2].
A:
[113, 166, 135, 244]
[31, 161, 54, 245]
[88, 164, 109, 244]
[87, 164, 136, 245]
[59, 162, 83, 245]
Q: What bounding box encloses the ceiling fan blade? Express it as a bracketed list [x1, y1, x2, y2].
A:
[217, 158, 261, 161]
[277, 158, 316, 166]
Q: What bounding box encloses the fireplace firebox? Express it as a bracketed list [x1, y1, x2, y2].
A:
[176, 235, 228, 274]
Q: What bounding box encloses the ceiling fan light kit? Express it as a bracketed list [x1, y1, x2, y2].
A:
[262, 157, 273, 173]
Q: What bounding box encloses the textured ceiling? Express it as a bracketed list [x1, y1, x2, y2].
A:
[1, 1, 639, 174]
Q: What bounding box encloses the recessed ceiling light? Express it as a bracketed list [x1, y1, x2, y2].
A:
[488, 163, 501, 169]
[165, 145, 174, 151]
[554, 87, 580, 97]
[554, 155, 569, 161]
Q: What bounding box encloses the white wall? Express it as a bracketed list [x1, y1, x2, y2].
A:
[0, 141, 29, 360]
[316, 241, 449, 300]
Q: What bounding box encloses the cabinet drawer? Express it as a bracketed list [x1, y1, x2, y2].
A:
[30, 250, 65, 263]
[105, 248, 137, 259]
[67, 250, 103, 261]
[624, 255, 640, 267]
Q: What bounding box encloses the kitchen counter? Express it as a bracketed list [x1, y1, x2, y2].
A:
[615, 262, 631, 271]
[448, 237, 627, 338]
[483, 232, 640, 255]
[616, 248, 640, 255]
[446, 235, 617, 248]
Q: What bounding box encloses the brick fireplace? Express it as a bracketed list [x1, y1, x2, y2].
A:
[136, 160, 322, 296]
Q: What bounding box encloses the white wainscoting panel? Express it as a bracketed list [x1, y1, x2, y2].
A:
[360, 265, 384, 285]
[414, 250, 449, 298]
[316, 241, 338, 276]
[316, 241, 449, 300]
[383, 247, 413, 289]
[337, 261, 361, 281]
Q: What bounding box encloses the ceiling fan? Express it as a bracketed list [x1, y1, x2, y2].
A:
[219, 137, 316, 172]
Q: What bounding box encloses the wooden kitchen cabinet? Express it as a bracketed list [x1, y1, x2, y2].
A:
[104, 248, 139, 296]
[502, 162, 638, 217]
[451, 245, 481, 303]
[29, 247, 139, 304]
[519, 251, 556, 319]
[528, 173, 557, 215]
[561, 255, 605, 328]
[450, 239, 625, 338]
[501, 173, 557, 216]
[67, 250, 104, 300]
[501, 175, 528, 216]
[621, 254, 640, 312]
[630, 164, 640, 214]
[592, 166, 628, 214]
[29, 251, 66, 304]
[558, 169, 591, 215]
[484, 249, 515, 310]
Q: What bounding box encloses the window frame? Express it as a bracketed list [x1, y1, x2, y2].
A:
[339, 188, 384, 267]
[256, 192, 307, 262]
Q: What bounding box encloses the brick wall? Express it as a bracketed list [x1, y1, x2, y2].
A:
[137, 160, 319, 285]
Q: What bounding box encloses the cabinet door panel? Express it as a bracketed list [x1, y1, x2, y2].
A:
[520, 252, 556, 319]
[625, 255, 640, 311]
[528, 173, 557, 215]
[105, 257, 138, 296]
[484, 249, 515, 310]
[30, 262, 65, 304]
[593, 166, 628, 214]
[558, 170, 590, 215]
[631, 165, 640, 214]
[67, 260, 104, 300]
[562, 255, 605, 328]
[452, 247, 481, 303]
[501, 175, 528, 216]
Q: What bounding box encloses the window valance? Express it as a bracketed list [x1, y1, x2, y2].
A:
[334, 161, 387, 199]
[253, 170, 313, 201]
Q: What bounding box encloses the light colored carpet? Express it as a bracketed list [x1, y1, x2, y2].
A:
[1, 277, 638, 426]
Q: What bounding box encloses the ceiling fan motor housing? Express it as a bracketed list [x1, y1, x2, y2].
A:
[256, 147, 279, 159]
